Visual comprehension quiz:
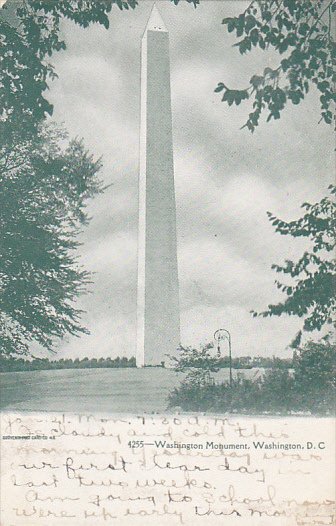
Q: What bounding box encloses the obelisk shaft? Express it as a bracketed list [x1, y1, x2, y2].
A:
[136, 5, 180, 367]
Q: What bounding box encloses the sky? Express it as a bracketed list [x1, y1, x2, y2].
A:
[42, 0, 333, 359]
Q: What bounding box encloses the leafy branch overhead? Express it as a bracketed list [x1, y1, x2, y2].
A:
[0, 0, 141, 132]
[0, 0, 198, 135]
[252, 185, 336, 345]
[216, 0, 336, 131]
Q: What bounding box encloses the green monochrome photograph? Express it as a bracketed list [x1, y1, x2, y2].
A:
[0, 0, 335, 416]
[1, 2, 335, 525]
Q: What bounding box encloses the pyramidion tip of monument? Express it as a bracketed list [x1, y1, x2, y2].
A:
[145, 2, 167, 33]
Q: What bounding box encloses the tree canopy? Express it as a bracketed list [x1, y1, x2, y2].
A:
[0, 0, 197, 137]
[216, 1, 335, 345]
[216, 0, 335, 131]
[2, 0, 334, 134]
[1, 0, 136, 132]
[294, 340, 336, 390]
[252, 185, 335, 345]
[0, 124, 103, 356]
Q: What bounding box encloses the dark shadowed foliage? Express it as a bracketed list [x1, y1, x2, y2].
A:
[169, 343, 221, 386]
[0, 0, 197, 138]
[168, 341, 335, 415]
[216, 0, 335, 131]
[252, 185, 335, 345]
[0, 124, 104, 357]
[0, 354, 136, 371]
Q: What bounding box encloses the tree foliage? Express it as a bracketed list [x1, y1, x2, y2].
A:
[168, 341, 335, 414]
[216, 0, 336, 131]
[0, 354, 136, 372]
[293, 340, 336, 390]
[252, 185, 336, 344]
[169, 343, 220, 386]
[0, 0, 136, 133]
[172, 0, 199, 6]
[0, 124, 103, 357]
[0, 0, 197, 136]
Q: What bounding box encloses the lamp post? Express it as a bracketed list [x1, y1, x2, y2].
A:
[214, 328, 232, 387]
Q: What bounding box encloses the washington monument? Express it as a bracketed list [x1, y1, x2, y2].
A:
[136, 4, 180, 367]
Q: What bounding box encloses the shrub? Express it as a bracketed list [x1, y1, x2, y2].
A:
[168, 341, 335, 415]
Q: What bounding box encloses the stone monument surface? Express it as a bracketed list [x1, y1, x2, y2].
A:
[136, 4, 180, 367]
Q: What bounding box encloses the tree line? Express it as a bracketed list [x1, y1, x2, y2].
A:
[0, 353, 292, 372]
[0, 355, 136, 372]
